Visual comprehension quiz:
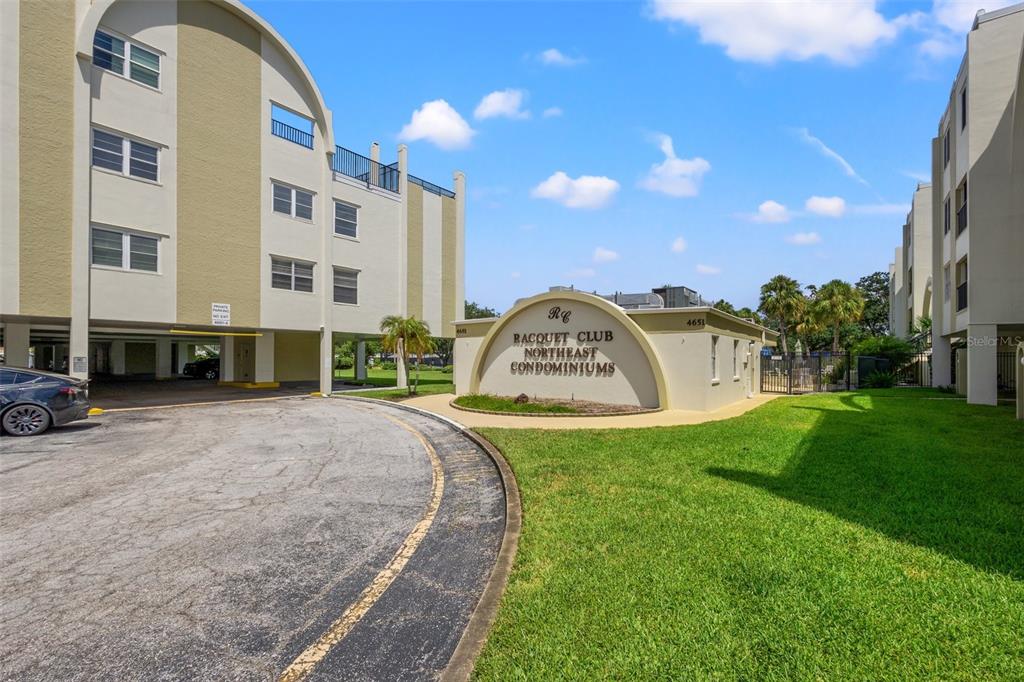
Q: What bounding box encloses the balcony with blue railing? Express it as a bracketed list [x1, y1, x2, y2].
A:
[332, 146, 400, 194]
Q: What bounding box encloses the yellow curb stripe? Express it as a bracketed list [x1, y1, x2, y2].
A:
[278, 411, 445, 682]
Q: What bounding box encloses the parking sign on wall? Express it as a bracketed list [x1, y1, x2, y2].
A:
[212, 303, 231, 326]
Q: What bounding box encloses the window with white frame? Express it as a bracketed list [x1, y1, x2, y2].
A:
[271, 257, 314, 292]
[93, 30, 160, 88]
[333, 267, 358, 304]
[92, 128, 159, 181]
[711, 335, 719, 380]
[334, 201, 358, 238]
[272, 182, 314, 220]
[90, 226, 159, 272]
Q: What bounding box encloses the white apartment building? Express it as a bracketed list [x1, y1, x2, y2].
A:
[0, 0, 465, 396]
[889, 184, 935, 340]
[928, 2, 1024, 405]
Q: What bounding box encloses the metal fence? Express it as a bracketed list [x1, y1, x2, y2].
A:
[409, 174, 456, 198]
[332, 146, 400, 193]
[761, 351, 850, 394]
[271, 119, 314, 149]
[998, 352, 1017, 392]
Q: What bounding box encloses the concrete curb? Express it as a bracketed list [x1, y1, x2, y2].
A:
[334, 395, 521, 681]
[449, 397, 661, 418]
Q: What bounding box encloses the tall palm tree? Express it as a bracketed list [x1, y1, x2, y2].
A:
[810, 279, 865, 353]
[758, 275, 804, 355]
[379, 315, 435, 395]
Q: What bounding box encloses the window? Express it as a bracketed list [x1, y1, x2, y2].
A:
[711, 335, 719, 380]
[271, 257, 314, 292]
[272, 182, 314, 220]
[943, 263, 951, 302]
[956, 257, 968, 311]
[907, 267, 913, 296]
[732, 340, 739, 378]
[90, 226, 159, 272]
[93, 30, 160, 88]
[333, 267, 358, 304]
[92, 128, 159, 181]
[956, 179, 968, 235]
[334, 201, 358, 238]
[943, 128, 950, 167]
[943, 196, 950, 234]
[960, 85, 967, 131]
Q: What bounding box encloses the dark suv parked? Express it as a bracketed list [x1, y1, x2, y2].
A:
[0, 367, 91, 436]
[182, 357, 220, 380]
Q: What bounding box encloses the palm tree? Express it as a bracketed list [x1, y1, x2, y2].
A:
[758, 275, 804, 355]
[379, 315, 435, 395]
[809, 279, 865, 353]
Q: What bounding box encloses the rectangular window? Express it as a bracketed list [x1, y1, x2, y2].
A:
[943, 264, 951, 302]
[91, 128, 159, 181]
[93, 30, 160, 88]
[711, 335, 719, 380]
[956, 179, 968, 235]
[334, 201, 358, 238]
[272, 182, 314, 220]
[333, 267, 358, 304]
[960, 85, 967, 130]
[91, 226, 159, 272]
[733, 340, 739, 377]
[907, 267, 913, 296]
[943, 129, 950, 167]
[956, 257, 968, 311]
[271, 257, 314, 292]
[943, 196, 950, 234]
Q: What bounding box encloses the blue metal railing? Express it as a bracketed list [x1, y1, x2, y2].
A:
[409, 174, 455, 198]
[272, 119, 314, 149]
[332, 146, 400, 194]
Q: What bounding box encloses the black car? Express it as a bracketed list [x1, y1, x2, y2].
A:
[0, 367, 91, 436]
[182, 357, 220, 380]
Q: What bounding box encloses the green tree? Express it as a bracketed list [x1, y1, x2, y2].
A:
[855, 271, 890, 337]
[758, 275, 805, 355]
[809, 279, 866, 352]
[379, 315, 435, 395]
[712, 299, 738, 316]
[465, 300, 499, 319]
[433, 337, 454, 366]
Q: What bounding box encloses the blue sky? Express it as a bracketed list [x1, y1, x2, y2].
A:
[250, 0, 1010, 313]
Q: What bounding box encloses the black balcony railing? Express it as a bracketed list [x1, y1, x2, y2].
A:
[956, 203, 967, 234]
[409, 174, 456, 198]
[956, 282, 968, 311]
[271, 119, 314, 149]
[332, 146, 400, 194]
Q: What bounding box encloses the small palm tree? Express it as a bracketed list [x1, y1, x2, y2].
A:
[810, 279, 865, 353]
[379, 315, 435, 395]
[758, 275, 805, 355]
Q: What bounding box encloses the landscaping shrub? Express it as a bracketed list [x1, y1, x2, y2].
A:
[441, 365, 454, 374]
[852, 336, 915, 367]
[380, 361, 397, 371]
[335, 356, 354, 370]
[862, 369, 898, 388]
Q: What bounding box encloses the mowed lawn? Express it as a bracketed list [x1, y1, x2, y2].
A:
[336, 367, 454, 401]
[474, 390, 1024, 680]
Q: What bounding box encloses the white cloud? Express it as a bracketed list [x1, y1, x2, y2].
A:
[531, 171, 620, 209]
[566, 267, 596, 279]
[593, 247, 620, 264]
[649, 0, 903, 65]
[511, 271, 521, 279]
[542, 107, 564, 118]
[805, 196, 846, 217]
[671, 236, 687, 253]
[932, 0, 994, 32]
[786, 231, 823, 246]
[794, 128, 869, 185]
[852, 202, 911, 215]
[474, 89, 530, 120]
[398, 100, 476, 150]
[912, 2, 1016, 63]
[538, 48, 586, 66]
[902, 170, 931, 183]
[696, 264, 721, 275]
[751, 200, 791, 223]
[638, 134, 711, 198]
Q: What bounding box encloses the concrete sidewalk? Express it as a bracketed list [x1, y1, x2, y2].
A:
[401, 393, 780, 430]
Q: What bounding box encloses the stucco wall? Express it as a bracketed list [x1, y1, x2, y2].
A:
[406, 183, 424, 321]
[441, 195, 458, 337]
[273, 330, 318, 381]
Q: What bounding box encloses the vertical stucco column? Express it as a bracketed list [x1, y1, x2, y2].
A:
[369, 142, 379, 163]
[931, 334, 952, 387]
[3, 323, 30, 367]
[398, 144, 409, 317]
[110, 340, 126, 375]
[255, 331, 275, 383]
[318, 145, 335, 397]
[176, 342, 191, 373]
[966, 324, 998, 406]
[68, 50, 92, 380]
[220, 336, 235, 383]
[454, 170, 466, 322]
[155, 338, 173, 379]
[355, 339, 367, 381]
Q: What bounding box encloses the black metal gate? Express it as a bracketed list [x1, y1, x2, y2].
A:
[760, 351, 850, 394]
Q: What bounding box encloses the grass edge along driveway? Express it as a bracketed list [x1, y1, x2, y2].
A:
[473, 390, 1024, 680]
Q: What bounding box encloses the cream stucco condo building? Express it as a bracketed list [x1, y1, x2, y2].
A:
[0, 0, 465, 395]
[889, 183, 933, 340]
[928, 3, 1024, 405]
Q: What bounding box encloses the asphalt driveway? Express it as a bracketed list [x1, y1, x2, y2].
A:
[0, 397, 504, 681]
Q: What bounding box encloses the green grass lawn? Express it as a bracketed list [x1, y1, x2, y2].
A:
[454, 394, 579, 414]
[336, 367, 453, 401]
[474, 390, 1024, 680]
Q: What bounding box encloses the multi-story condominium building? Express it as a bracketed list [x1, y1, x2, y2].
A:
[888, 184, 933, 339]
[929, 2, 1024, 405]
[0, 0, 465, 396]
